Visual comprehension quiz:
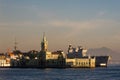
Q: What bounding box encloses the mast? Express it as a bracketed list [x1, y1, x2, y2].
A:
[14, 38, 17, 51]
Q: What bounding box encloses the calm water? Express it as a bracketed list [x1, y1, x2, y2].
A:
[0, 65, 119, 80]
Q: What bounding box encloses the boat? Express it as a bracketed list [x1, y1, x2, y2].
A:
[94, 56, 109, 67]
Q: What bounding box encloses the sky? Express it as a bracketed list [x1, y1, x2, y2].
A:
[0, 0, 120, 53]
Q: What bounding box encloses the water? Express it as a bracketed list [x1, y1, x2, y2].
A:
[0, 65, 119, 80]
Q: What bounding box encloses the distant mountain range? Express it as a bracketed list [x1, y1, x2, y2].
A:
[87, 47, 120, 61]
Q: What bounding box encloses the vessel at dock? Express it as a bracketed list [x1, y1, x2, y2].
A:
[95, 56, 109, 67]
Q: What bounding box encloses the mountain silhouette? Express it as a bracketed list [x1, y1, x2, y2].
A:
[87, 47, 120, 61]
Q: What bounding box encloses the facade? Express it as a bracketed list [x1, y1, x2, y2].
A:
[66, 58, 95, 68]
[66, 45, 96, 68]
[45, 51, 66, 68]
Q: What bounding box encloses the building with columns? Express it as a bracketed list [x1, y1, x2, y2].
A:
[66, 44, 95, 68]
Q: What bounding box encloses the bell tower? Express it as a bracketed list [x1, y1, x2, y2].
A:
[41, 33, 48, 52]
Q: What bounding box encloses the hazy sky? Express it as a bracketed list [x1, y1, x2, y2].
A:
[0, 0, 120, 53]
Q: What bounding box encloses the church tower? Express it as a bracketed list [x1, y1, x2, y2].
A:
[41, 33, 48, 52]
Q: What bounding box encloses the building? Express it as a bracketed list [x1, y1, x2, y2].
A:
[66, 57, 95, 68]
[38, 33, 66, 68]
[0, 53, 10, 67]
[66, 45, 95, 68]
[0, 33, 98, 68]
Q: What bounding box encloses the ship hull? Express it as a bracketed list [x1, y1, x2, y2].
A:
[93, 56, 109, 67]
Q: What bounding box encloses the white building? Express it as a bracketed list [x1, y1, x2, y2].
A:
[0, 54, 10, 67]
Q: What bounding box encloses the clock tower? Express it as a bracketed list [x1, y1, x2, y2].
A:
[41, 33, 48, 52]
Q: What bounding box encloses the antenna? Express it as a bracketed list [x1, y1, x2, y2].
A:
[14, 37, 17, 51]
